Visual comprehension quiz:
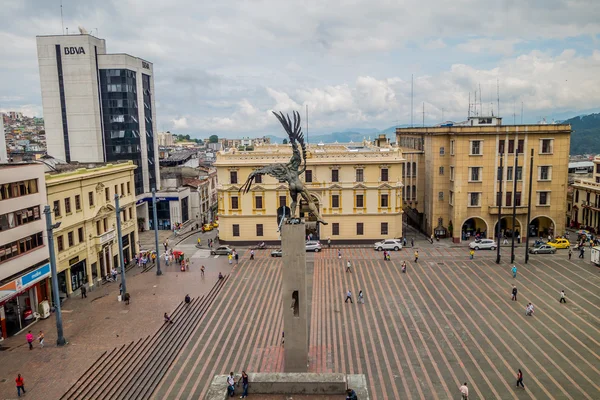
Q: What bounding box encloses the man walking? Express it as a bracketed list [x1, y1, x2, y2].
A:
[164, 252, 170, 266]
[346, 261, 352, 273]
[459, 382, 469, 399]
[201, 265, 205, 277]
[559, 290, 567, 303]
[328, 237, 331, 248]
[414, 250, 419, 262]
[511, 265, 517, 278]
[16, 374, 26, 397]
[81, 285, 87, 298]
[579, 246, 585, 258]
[568, 247, 572, 260]
[511, 285, 518, 301]
[345, 290, 353, 303]
[338, 249, 342, 259]
[411, 238, 414, 247]
[234, 251, 239, 264]
[227, 372, 235, 397]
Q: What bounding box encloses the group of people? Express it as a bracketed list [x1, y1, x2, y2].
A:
[25, 330, 44, 350]
[134, 250, 156, 268]
[228, 250, 240, 264]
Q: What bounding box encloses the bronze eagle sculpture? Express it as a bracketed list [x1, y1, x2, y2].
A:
[239, 111, 327, 225]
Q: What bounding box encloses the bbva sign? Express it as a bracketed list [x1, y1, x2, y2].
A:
[64, 46, 86, 55]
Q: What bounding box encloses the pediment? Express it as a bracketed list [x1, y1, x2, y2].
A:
[353, 183, 368, 190]
[378, 183, 393, 189]
[94, 204, 116, 219]
[250, 185, 266, 192]
[276, 184, 289, 191]
[329, 183, 343, 190]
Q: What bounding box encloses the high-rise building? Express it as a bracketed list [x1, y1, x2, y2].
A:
[36, 33, 160, 222]
[0, 115, 7, 163]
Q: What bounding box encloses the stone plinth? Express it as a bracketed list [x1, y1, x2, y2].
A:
[281, 222, 309, 372]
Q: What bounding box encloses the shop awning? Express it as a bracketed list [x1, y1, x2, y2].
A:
[0, 263, 50, 305]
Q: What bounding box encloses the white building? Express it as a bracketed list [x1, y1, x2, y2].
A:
[0, 163, 50, 340]
[158, 131, 174, 147]
[0, 115, 7, 163]
[36, 33, 160, 225]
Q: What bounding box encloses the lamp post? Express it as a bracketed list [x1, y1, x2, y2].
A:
[510, 142, 519, 264]
[44, 206, 67, 346]
[525, 149, 535, 263]
[496, 154, 504, 264]
[152, 188, 162, 275]
[115, 194, 127, 296]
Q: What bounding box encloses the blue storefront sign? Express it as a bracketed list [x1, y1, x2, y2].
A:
[20, 263, 51, 287]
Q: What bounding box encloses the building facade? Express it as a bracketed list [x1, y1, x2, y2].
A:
[36, 33, 159, 226]
[45, 162, 138, 297]
[569, 156, 600, 232]
[215, 141, 404, 243]
[0, 163, 50, 340]
[396, 117, 571, 242]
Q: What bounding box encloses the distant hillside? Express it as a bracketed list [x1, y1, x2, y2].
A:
[563, 113, 600, 155]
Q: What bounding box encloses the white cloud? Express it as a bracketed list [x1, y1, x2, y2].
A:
[172, 117, 189, 129]
[457, 38, 523, 56]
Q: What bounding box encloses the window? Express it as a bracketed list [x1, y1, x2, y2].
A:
[331, 169, 339, 182]
[255, 196, 263, 209]
[231, 196, 239, 210]
[412, 162, 417, 177]
[439, 166, 444, 175]
[0, 179, 38, 201]
[516, 166, 523, 181]
[105, 188, 110, 201]
[499, 140, 505, 154]
[68, 231, 74, 247]
[507, 166, 513, 181]
[0, 206, 42, 231]
[78, 227, 84, 243]
[508, 139, 515, 154]
[540, 139, 553, 154]
[380, 194, 389, 207]
[356, 194, 364, 208]
[74, 195, 81, 211]
[450, 140, 455, 155]
[120, 183, 125, 196]
[505, 191, 512, 207]
[279, 195, 287, 207]
[538, 166, 551, 181]
[575, 190, 579, 203]
[469, 167, 481, 182]
[332, 223, 340, 236]
[439, 147, 445, 156]
[355, 169, 364, 182]
[538, 191, 550, 205]
[233, 224, 240, 237]
[254, 174, 262, 184]
[89, 191, 94, 206]
[469, 193, 481, 207]
[103, 218, 108, 232]
[381, 222, 388, 235]
[331, 195, 340, 208]
[470, 140, 482, 155]
[449, 191, 454, 206]
[517, 139, 524, 154]
[497, 166, 503, 181]
[64, 197, 71, 214]
[128, 208, 132, 220]
[496, 192, 502, 206]
[438, 191, 444, 201]
[127, 182, 131, 194]
[53, 200, 61, 217]
[356, 223, 364, 235]
[402, 164, 406, 178]
[406, 186, 411, 200]
[597, 164, 600, 174]
[406, 163, 411, 177]
[304, 170, 313, 183]
[515, 192, 522, 206]
[57, 236, 64, 252]
[411, 185, 416, 200]
[114, 185, 118, 196]
[381, 168, 389, 182]
[230, 171, 238, 184]
[256, 224, 263, 237]
[0, 232, 44, 263]
[450, 166, 455, 181]
[96, 221, 101, 236]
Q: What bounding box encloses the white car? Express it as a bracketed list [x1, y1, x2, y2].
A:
[469, 239, 497, 250]
[374, 239, 403, 251]
[305, 241, 322, 252]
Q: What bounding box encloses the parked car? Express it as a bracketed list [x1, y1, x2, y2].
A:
[271, 249, 283, 257]
[547, 238, 570, 249]
[528, 244, 556, 254]
[202, 224, 214, 232]
[211, 245, 233, 255]
[211, 221, 219, 228]
[374, 239, 403, 251]
[469, 239, 497, 250]
[306, 241, 322, 252]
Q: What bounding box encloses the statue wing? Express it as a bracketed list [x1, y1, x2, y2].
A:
[273, 111, 307, 173]
[239, 163, 289, 194]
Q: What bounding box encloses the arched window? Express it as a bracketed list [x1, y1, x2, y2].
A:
[402, 163, 405, 178]
[406, 186, 411, 200]
[412, 162, 417, 177]
[406, 162, 411, 177]
[402, 186, 406, 199]
[412, 185, 417, 200]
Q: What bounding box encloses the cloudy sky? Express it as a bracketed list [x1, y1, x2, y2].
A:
[1, 0, 599, 137]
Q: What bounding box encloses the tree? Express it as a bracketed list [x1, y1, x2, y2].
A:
[209, 135, 219, 143]
[282, 138, 288, 144]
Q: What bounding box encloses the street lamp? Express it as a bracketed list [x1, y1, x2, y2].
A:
[114, 194, 127, 296]
[43, 205, 67, 346]
[152, 188, 162, 275]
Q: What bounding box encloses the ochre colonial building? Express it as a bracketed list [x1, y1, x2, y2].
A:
[396, 117, 571, 242]
[569, 155, 600, 232]
[45, 161, 138, 297]
[215, 139, 404, 243]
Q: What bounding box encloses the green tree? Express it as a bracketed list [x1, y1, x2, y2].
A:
[209, 135, 219, 143]
[282, 138, 288, 144]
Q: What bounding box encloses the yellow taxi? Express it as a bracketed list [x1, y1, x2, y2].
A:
[202, 223, 214, 232]
[211, 221, 219, 228]
[547, 238, 570, 249]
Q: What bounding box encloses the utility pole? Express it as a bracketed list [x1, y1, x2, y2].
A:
[496, 154, 504, 264]
[152, 188, 162, 275]
[525, 149, 534, 263]
[510, 140, 519, 264]
[44, 206, 67, 346]
[115, 194, 127, 296]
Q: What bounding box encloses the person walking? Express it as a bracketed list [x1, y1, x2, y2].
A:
[401, 261, 407, 273]
[338, 250, 342, 259]
[346, 261, 352, 273]
[459, 382, 469, 399]
[238, 370, 249, 398]
[15, 374, 26, 397]
[579, 246, 585, 258]
[164, 312, 173, 324]
[358, 290, 364, 304]
[511, 265, 518, 278]
[26, 331, 34, 350]
[411, 238, 414, 247]
[511, 285, 518, 301]
[38, 330, 45, 348]
[235, 251, 239, 264]
[328, 237, 331, 248]
[414, 250, 419, 262]
[383, 250, 387, 261]
[227, 372, 236, 397]
[81, 285, 87, 298]
[164, 252, 170, 266]
[559, 290, 567, 303]
[568, 247, 572, 260]
[250, 249, 255, 260]
[516, 369, 525, 389]
[525, 302, 534, 316]
[163, 241, 168, 252]
[228, 253, 233, 264]
[469, 249, 475, 259]
[346, 388, 358, 400]
[345, 290, 353, 303]
[201, 265, 205, 277]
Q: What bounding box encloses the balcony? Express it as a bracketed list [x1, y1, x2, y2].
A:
[581, 200, 600, 211]
[488, 205, 528, 215]
[95, 228, 115, 248]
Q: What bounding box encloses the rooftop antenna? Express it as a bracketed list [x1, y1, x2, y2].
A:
[479, 83, 482, 116]
[474, 90, 477, 116]
[497, 78, 500, 118]
[468, 92, 471, 118]
[60, 0, 64, 34]
[411, 74, 414, 127]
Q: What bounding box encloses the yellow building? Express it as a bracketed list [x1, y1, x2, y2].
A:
[45, 161, 138, 296]
[396, 117, 571, 242]
[569, 156, 600, 232]
[215, 139, 404, 243]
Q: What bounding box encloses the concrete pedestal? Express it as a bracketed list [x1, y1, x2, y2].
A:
[281, 222, 308, 372]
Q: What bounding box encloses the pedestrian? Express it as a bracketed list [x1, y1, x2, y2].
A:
[250, 249, 255, 260]
[579, 247, 585, 258]
[346, 261, 352, 272]
[358, 290, 364, 304]
[338, 250, 342, 259]
[227, 372, 235, 397]
[459, 382, 469, 399]
[503, 236, 508, 245]
[559, 290, 566, 303]
[26, 330, 34, 350]
[235, 252, 239, 264]
[328, 237, 331, 248]
[386, 252, 391, 261]
[119, 283, 123, 296]
[15, 374, 26, 397]
[163, 241, 167, 252]
[228, 254, 233, 264]
[346, 388, 358, 400]
[185, 294, 191, 304]
[111, 268, 118, 281]
[469, 249, 474, 259]
[430, 233, 434, 244]
[516, 369, 525, 388]
[414, 250, 419, 262]
[164, 312, 173, 323]
[124, 292, 130, 305]
[383, 250, 387, 261]
[511, 265, 517, 278]
[568, 247, 572, 260]
[218, 272, 224, 279]
[38, 330, 44, 348]
[511, 285, 518, 301]
[401, 261, 407, 273]
[201, 265, 205, 277]
[345, 290, 353, 303]
[517, 233, 521, 244]
[238, 370, 249, 398]
[164, 252, 169, 266]
[525, 302, 534, 316]
[197, 237, 201, 246]
[403, 237, 407, 247]
[81, 285, 87, 298]
[411, 238, 414, 247]
[281, 331, 285, 345]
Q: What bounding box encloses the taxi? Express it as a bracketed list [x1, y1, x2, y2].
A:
[211, 221, 219, 228]
[202, 223, 214, 232]
[547, 238, 570, 249]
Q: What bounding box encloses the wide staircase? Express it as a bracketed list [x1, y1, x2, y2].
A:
[59, 276, 230, 400]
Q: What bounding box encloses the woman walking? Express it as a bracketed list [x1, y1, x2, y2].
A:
[358, 290, 364, 304]
[516, 369, 525, 389]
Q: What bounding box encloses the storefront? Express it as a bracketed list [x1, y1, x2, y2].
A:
[0, 263, 50, 340]
[69, 257, 87, 293]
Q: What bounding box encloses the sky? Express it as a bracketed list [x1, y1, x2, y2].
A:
[1, 0, 599, 137]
